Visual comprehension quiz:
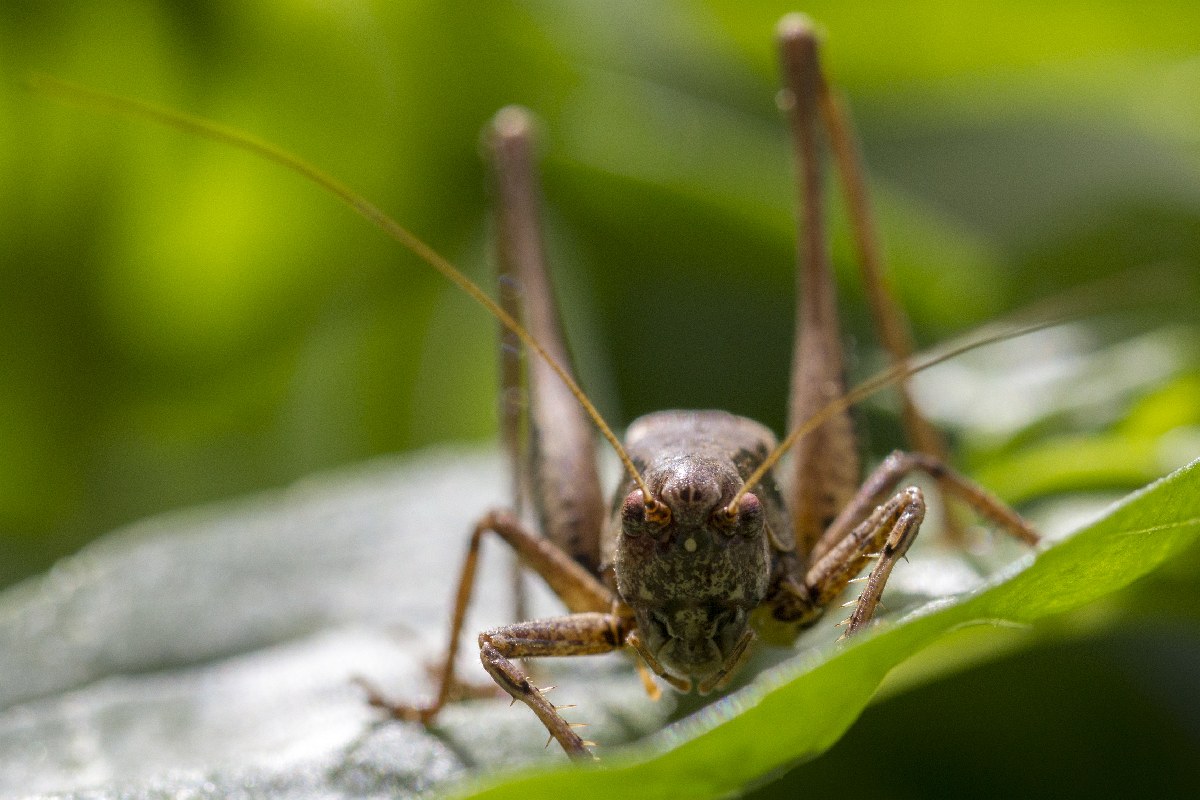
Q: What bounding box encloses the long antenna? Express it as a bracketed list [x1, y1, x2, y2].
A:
[728, 314, 1068, 511]
[29, 74, 655, 504]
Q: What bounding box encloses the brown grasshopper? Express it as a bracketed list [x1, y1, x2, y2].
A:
[352, 15, 1040, 759]
[34, 13, 1041, 763]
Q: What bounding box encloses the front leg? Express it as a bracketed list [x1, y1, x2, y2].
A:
[480, 612, 632, 759]
[765, 451, 1039, 637]
[803, 486, 927, 634]
[758, 486, 927, 640]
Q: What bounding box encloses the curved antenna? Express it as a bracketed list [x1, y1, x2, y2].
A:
[727, 314, 1068, 512]
[30, 74, 657, 506]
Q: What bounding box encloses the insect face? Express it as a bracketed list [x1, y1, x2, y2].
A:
[612, 412, 780, 691]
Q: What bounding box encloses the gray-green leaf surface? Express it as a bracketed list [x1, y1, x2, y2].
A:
[2, 449, 1196, 799]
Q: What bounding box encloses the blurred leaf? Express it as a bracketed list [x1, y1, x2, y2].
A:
[3, 0, 1198, 590]
[2, 2, 1198, 793]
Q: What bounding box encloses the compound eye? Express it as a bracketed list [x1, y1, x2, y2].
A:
[737, 492, 763, 525]
[714, 492, 763, 533]
[737, 493, 765, 536]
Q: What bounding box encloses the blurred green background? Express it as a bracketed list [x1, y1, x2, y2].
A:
[1, 0, 1199, 791]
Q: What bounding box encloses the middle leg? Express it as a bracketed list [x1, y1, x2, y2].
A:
[811, 450, 1039, 565]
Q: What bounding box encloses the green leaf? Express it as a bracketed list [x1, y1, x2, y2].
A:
[4, 452, 1194, 798]
[453, 458, 1200, 800]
